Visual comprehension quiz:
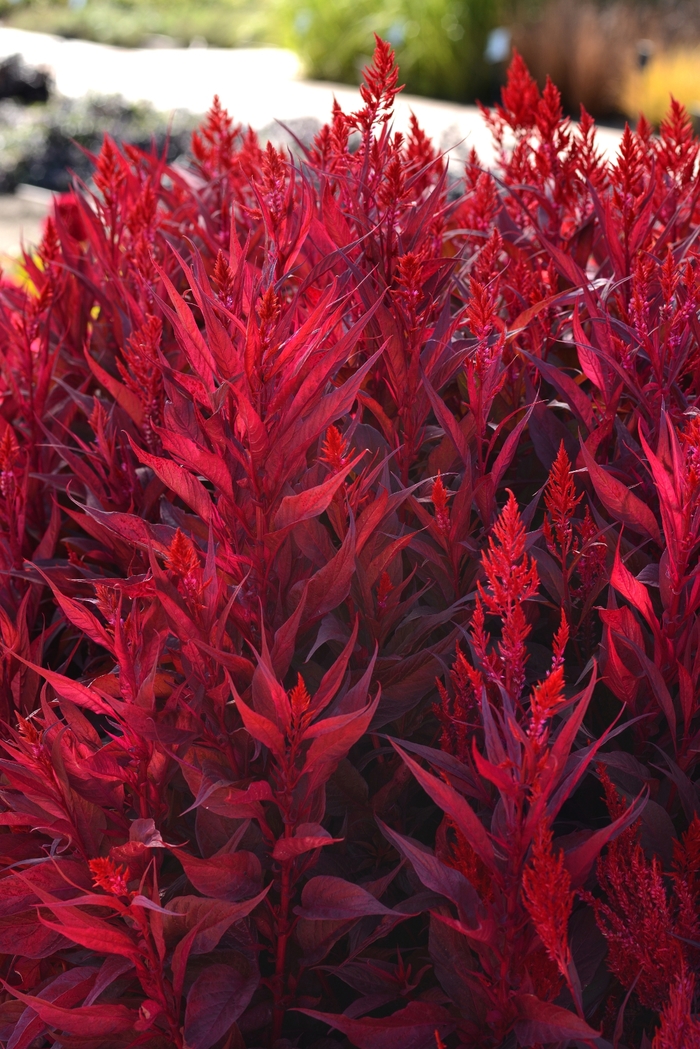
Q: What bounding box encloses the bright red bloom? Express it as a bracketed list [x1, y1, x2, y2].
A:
[543, 442, 580, 557]
[477, 490, 539, 700]
[321, 425, 349, 471]
[89, 857, 130, 896]
[653, 969, 700, 1049]
[592, 773, 686, 1011]
[522, 823, 574, 976]
[431, 472, 451, 535]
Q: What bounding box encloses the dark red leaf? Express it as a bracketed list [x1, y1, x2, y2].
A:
[512, 994, 599, 1044]
[0, 983, 137, 1037]
[580, 440, 660, 543]
[184, 960, 258, 1049]
[296, 1001, 454, 1049]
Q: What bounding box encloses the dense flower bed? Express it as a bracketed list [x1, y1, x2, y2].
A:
[0, 39, 697, 1049]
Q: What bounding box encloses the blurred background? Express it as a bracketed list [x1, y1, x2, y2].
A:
[0, 0, 697, 254]
[1, 0, 699, 123]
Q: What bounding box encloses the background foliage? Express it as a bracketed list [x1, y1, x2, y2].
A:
[5, 0, 700, 117]
[0, 0, 266, 49]
[0, 94, 196, 192]
[271, 0, 504, 105]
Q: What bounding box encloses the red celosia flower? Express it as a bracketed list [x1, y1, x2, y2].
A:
[260, 142, 287, 227]
[89, 857, 130, 896]
[477, 490, 539, 700]
[573, 507, 607, 601]
[165, 529, 200, 579]
[396, 250, 426, 316]
[321, 426, 349, 471]
[0, 426, 19, 499]
[480, 491, 540, 616]
[551, 613, 569, 670]
[37, 215, 60, 270]
[93, 136, 126, 211]
[117, 315, 164, 451]
[653, 969, 700, 1049]
[257, 286, 280, 349]
[349, 35, 402, 134]
[680, 414, 700, 490]
[657, 97, 700, 188]
[443, 818, 494, 903]
[527, 613, 569, 740]
[466, 277, 502, 342]
[212, 249, 235, 307]
[431, 472, 451, 535]
[94, 583, 120, 626]
[191, 93, 239, 177]
[404, 113, 443, 191]
[165, 530, 203, 605]
[673, 815, 700, 893]
[495, 49, 540, 132]
[543, 442, 581, 559]
[591, 772, 686, 1010]
[528, 665, 566, 743]
[434, 643, 482, 761]
[522, 823, 574, 977]
[289, 673, 311, 724]
[671, 817, 700, 960]
[378, 151, 406, 210]
[609, 124, 647, 237]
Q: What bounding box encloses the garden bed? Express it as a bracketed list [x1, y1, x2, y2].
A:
[0, 38, 695, 1049]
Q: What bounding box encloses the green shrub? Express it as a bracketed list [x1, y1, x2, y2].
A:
[264, 0, 504, 101]
[2, 0, 266, 49]
[0, 94, 197, 191]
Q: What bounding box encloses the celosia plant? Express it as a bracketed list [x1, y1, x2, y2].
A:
[0, 35, 699, 1049]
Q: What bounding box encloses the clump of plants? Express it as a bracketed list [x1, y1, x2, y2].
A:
[0, 37, 698, 1049]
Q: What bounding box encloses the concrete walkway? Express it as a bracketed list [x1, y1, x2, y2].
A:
[0, 26, 624, 255]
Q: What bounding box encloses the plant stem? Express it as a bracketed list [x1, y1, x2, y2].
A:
[271, 836, 293, 1044]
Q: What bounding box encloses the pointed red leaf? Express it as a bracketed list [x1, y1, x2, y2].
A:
[296, 1001, 453, 1049]
[580, 440, 660, 543]
[184, 961, 258, 1049]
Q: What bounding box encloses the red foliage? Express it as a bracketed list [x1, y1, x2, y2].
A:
[0, 38, 698, 1049]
